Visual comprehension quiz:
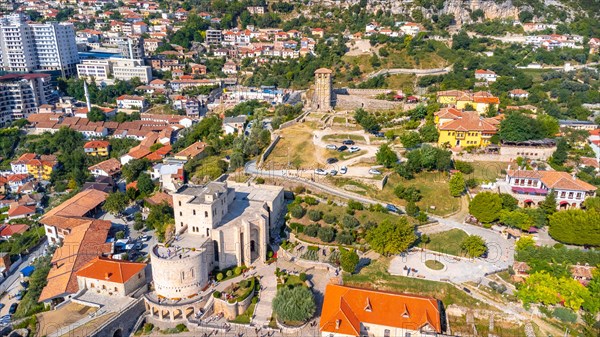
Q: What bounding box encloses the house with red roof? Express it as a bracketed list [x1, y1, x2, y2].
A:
[76, 257, 147, 297]
[0, 224, 30, 240]
[84, 140, 111, 157]
[319, 284, 443, 337]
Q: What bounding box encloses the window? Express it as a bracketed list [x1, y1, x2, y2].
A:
[384, 329, 390, 337]
[193, 210, 196, 215]
[205, 211, 208, 217]
[576, 193, 581, 200]
[179, 211, 182, 216]
[206, 228, 209, 236]
[568, 192, 573, 199]
[560, 192, 566, 198]
[178, 201, 181, 206]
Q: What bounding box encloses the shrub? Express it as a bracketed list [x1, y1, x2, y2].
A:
[304, 224, 319, 237]
[369, 203, 387, 213]
[115, 231, 125, 239]
[143, 323, 154, 333]
[234, 266, 243, 275]
[213, 291, 221, 298]
[272, 286, 316, 322]
[289, 222, 305, 233]
[308, 210, 322, 221]
[318, 226, 335, 242]
[406, 201, 420, 217]
[267, 251, 274, 258]
[299, 272, 307, 281]
[336, 231, 355, 245]
[255, 177, 265, 184]
[323, 213, 337, 224]
[552, 308, 577, 323]
[347, 200, 364, 211]
[304, 196, 318, 205]
[289, 204, 305, 219]
[226, 270, 233, 277]
[216, 273, 224, 281]
[342, 215, 360, 228]
[454, 160, 474, 174]
[176, 323, 188, 332]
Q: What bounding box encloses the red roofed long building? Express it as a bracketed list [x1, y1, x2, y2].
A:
[435, 110, 498, 148]
[505, 167, 597, 208]
[319, 284, 443, 337]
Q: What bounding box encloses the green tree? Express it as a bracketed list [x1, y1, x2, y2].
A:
[469, 192, 502, 223]
[394, 185, 422, 202]
[539, 190, 557, 218]
[551, 138, 569, 165]
[499, 210, 533, 231]
[318, 226, 335, 243]
[366, 218, 416, 256]
[87, 107, 107, 122]
[419, 124, 439, 142]
[102, 192, 128, 215]
[339, 248, 359, 273]
[122, 159, 150, 183]
[499, 193, 519, 211]
[399, 132, 421, 148]
[454, 161, 474, 174]
[375, 143, 398, 168]
[583, 197, 600, 212]
[272, 286, 315, 322]
[406, 201, 420, 217]
[498, 112, 544, 141]
[137, 173, 155, 196]
[449, 172, 465, 197]
[548, 209, 600, 246]
[461, 235, 487, 258]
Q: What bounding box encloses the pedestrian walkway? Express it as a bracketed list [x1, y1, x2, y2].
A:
[252, 263, 276, 326]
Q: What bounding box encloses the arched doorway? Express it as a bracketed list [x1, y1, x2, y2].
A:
[113, 329, 123, 337]
[523, 200, 533, 208]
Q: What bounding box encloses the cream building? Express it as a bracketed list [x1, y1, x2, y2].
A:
[145, 180, 285, 321]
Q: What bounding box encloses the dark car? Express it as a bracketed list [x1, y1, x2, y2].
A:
[326, 158, 338, 164]
[337, 145, 348, 152]
[386, 204, 401, 213]
[8, 303, 18, 315]
[342, 139, 355, 145]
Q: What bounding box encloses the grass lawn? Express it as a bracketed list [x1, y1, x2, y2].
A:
[385, 74, 416, 91]
[377, 172, 461, 216]
[342, 54, 374, 74]
[343, 258, 492, 308]
[425, 260, 444, 270]
[420, 229, 469, 257]
[229, 301, 256, 324]
[384, 49, 449, 69]
[332, 116, 348, 124]
[464, 161, 509, 182]
[322, 134, 366, 142]
[265, 124, 318, 169]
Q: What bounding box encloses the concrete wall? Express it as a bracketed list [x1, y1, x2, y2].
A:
[150, 246, 209, 299]
[258, 135, 280, 166]
[499, 145, 557, 161]
[213, 290, 255, 320]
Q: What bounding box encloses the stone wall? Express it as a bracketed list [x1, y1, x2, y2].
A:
[213, 290, 255, 320]
[150, 246, 209, 299]
[89, 298, 146, 337]
[258, 135, 280, 166]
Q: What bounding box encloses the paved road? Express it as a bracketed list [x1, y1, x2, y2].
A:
[367, 65, 452, 78]
[0, 240, 48, 319]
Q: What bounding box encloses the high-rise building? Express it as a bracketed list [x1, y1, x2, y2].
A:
[0, 13, 79, 76]
[118, 36, 145, 59]
[0, 73, 54, 127]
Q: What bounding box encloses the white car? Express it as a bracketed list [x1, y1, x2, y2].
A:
[340, 166, 347, 174]
[369, 169, 382, 175]
[325, 144, 337, 150]
[349, 146, 361, 153]
[329, 169, 338, 176]
[314, 168, 327, 175]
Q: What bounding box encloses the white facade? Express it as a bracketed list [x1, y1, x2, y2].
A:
[0, 73, 53, 127]
[0, 14, 79, 76]
[78, 58, 152, 84]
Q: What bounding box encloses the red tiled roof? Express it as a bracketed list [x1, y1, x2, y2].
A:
[76, 257, 146, 284]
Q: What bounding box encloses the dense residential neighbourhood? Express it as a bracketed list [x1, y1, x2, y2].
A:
[0, 0, 599, 337]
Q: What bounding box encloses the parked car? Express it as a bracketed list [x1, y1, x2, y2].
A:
[326, 157, 338, 164]
[140, 234, 150, 242]
[325, 144, 337, 150]
[8, 303, 18, 315]
[340, 166, 347, 174]
[349, 146, 361, 153]
[0, 303, 4, 310]
[342, 139, 355, 145]
[386, 204, 401, 213]
[314, 169, 327, 175]
[329, 170, 338, 176]
[368, 169, 382, 175]
[337, 145, 348, 152]
[15, 291, 25, 301]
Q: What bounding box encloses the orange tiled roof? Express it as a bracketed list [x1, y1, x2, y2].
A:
[145, 191, 173, 207]
[76, 257, 146, 284]
[84, 140, 110, 149]
[175, 141, 207, 158]
[319, 284, 442, 336]
[7, 204, 35, 217]
[39, 219, 112, 302]
[88, 158, 122, 175]
[0, 224, 29, 237]
[42, 189, 108, 220]
[434, 108, 462, 119]
[507, 170, 597, 192]
[438, 111, 497, 133]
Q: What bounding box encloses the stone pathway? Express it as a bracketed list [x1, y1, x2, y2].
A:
[252, 263, 277, 326]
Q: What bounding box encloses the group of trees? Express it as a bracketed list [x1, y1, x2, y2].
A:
[272, 286, 315, 323]
[58, 77, 143, 106]
[396, 145, 452, 179]
[548, 207, 600, 247]
[498, 112, 559, 142]
[366, 218, 416, 256]
[354, 108, 381, 133]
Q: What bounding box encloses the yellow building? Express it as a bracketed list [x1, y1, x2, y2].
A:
[26, 159, 57, 180]
[84, 140, 111, 157]
[438, 90, 500, 115]
[436, 110, 498, 148]
[436, 90, 464, 105]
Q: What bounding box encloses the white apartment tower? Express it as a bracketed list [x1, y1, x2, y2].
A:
[0, 13, 79, 76]
[0, 73, 53, 127]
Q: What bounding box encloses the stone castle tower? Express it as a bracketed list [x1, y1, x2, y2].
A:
[313, 68, 333, 111]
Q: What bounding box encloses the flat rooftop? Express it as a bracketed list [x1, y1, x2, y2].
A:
[230, 183, 283, 203]
[153, 234, 208, 259]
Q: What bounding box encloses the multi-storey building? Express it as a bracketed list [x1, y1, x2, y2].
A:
[118, 36, 145, 59]
[0, 73, 53, 126]
[77, 58, 152, 83]
[0, 13, 79, 76]
[435, 109, 499, 148]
